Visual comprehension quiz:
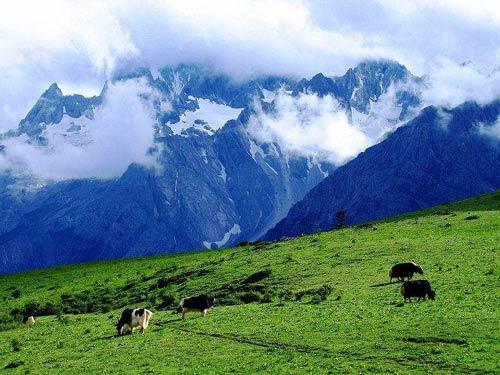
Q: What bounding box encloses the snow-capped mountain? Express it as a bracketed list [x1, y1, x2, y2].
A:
[0, 60, 424, 273]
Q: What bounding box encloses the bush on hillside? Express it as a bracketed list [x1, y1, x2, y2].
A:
[295, 284, 333, 304]
[158, 293, 176, 309]
[237, 291, 262, 304]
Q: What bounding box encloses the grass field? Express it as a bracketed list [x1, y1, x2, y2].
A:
[0, 192, 499, 374]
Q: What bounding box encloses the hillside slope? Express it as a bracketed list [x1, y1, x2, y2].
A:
[0, 192, 498, 373]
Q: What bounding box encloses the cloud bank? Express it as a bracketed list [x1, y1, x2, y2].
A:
[422, 60, 500, 108]
[249, 93, 372, 165]
[0, 79, 158, 180]
[1, 0, 499, 132]
[0, 0, 498, 179]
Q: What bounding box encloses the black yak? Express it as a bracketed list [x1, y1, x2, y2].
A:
[179, 294, 215, 319]
[389, 262, 423, 282]
[401, 280, 435, 302]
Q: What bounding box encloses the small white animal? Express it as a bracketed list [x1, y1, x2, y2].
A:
[26, 316, 36, 326]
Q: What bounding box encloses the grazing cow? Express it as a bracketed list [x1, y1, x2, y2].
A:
[179, 294, 215, 319]
[401, 280, 436, 302]
[389, 262, 423, 282]
[116, 308, 153, 335]
[26, 316, 35, 326]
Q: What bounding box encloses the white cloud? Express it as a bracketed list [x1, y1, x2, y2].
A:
[352, 81, 419, 140]
[479, 117, 500, 140]
[0, 79, 158, 180]
[3, 0, 498, 133]
[105, 0, 397, 87]
[248, 92, 372, 165]
[377, 0, 500, 24]
[422, 60, 500, 108]
[0, 1, 137, 131]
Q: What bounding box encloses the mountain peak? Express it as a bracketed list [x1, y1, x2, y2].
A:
[355, 59, 409, 73]
[310, 72, 328, 80]
[42, 82, 63, 99]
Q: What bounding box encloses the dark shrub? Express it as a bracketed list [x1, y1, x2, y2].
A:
[158, 293, 176, 309]
[61, 293, 88, 314]
[238, 291, 262, 304]
[278, 289, 294, 302]
[40, 302, 61, 316]
[9, 308, 21, 318]
[434, 209, 452, 215]
[295, 284, 332, 303]
[11, 338, 21, 352]
[4, 360, 23, 369]
[56, 312, 69, 324]
[156, 278, 171, 288]
[236, 241, 252, 247]
[310, 294, 323, 304]
[243, 269, 271, 284]
[11, 288, 21, 299]
[123, 282, 134, 291]
[316, 284, 333, 300]
[355, 223, 373, 229]
[22, 301, 42, 320]
[260, 292, 273, 303]
[215, 295, 240, 306]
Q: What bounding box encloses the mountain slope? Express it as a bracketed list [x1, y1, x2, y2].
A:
[266, 101, 500, 240]
[0, 192, 498, 373]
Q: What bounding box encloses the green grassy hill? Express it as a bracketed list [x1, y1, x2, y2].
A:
[1, 192, 499, 374]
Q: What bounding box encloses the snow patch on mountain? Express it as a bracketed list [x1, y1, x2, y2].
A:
[261, 88, 276, 103]
[218, 162, 227, 182]
[203, 224, 241, 249]
[167, 98, 243, 136]
[249, 139, 263, 161]
[351, 86, 404, 141]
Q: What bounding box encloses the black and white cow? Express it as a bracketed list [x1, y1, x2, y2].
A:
[116, 308, 153, 335]
[179, 294, 215, 319]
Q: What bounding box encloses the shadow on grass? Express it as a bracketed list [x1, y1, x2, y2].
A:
[402, 336, 468, 346]
[95, 315, 185, 341]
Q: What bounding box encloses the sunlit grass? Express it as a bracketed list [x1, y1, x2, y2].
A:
[0, 192, 498, 373]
